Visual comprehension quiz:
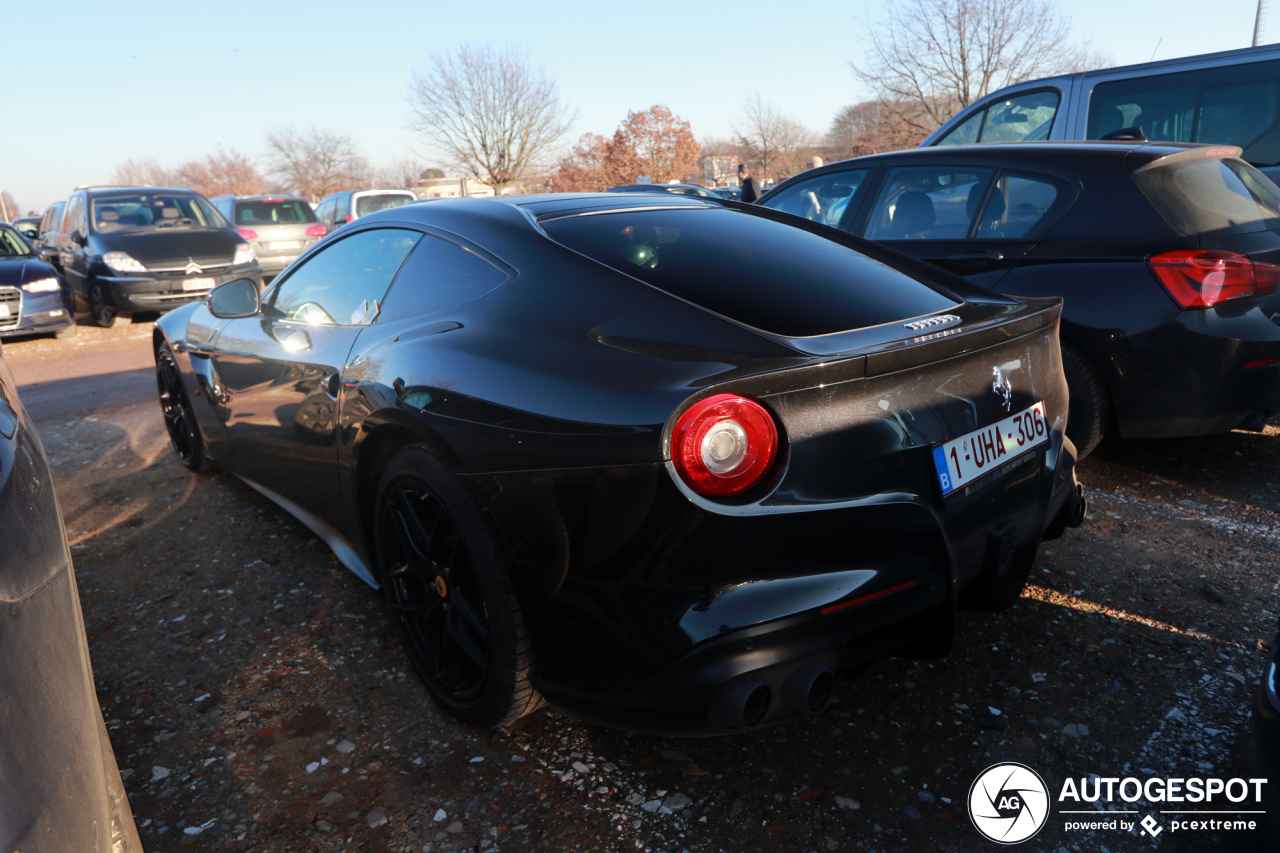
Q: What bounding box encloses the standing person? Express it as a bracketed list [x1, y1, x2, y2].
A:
[738, 164, 762, 203]
[806, 155, 824, 170]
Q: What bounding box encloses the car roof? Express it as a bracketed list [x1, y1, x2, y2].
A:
[81, 186, 204, 196]
[782, 141, 1239, 180]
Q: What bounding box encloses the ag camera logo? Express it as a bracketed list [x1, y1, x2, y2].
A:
[969, 762, 1051, 844]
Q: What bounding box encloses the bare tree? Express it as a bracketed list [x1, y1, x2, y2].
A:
[175, 149, 268, 197]
[373, 157, 432, 189]
[110, 157, 177, 187]
[264, 126, 369, 202]
[827, 100, 931, 160]
[851, 0, 1103, 134]
[408, 44, 576, 191]
[733, 95, 817, 181]
[0, 190, 19, 221]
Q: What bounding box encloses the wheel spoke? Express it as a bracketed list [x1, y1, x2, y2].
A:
[389, 490, 442, 567]
[449, 586, 489, 647]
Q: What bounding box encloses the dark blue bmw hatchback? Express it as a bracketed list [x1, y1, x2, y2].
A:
[0, 222, 75, 339]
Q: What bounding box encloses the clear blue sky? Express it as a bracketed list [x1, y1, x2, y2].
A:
[3, 0, 1271, 212]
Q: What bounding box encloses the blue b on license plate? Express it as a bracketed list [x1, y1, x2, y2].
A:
[932, 402, 1048, 496]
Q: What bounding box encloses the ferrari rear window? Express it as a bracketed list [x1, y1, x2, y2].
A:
[541, 207, 958, 337]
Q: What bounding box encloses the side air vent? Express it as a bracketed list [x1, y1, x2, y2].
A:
[903, 314, 960, 332]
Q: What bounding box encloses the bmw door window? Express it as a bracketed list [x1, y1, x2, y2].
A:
[863, 167, 994, 240]
[760, 170, 868, 228]
[266, 228, 422, 325]
[378, 235, 510, 322]
[974, 172, 1065, 239]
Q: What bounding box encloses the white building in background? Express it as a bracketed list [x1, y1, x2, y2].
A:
[413, 176, 496, 199]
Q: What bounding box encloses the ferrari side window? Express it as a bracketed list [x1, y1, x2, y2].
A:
[377, 235, 511, 322]
[268, 228, 422, 325]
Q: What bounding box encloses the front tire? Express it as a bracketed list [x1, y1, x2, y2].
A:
[89, 281, 126, 329]
[374, 445, 541, 728]
[156, 343, 212, 472]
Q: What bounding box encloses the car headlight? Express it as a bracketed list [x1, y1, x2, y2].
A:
[21, 277, 61, 293]
[233, 242, 257, 265]
[102, 251, 147, 274]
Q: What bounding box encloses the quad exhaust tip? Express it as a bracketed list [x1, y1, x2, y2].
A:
[782, 664, 835, 714]
[714, 680, 772, 729]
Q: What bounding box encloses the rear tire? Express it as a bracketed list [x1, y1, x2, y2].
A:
[374, 444, 541, 728]
[156, 343, 212, 472]
[1061, 342, 1109, 459]
[89, 282, 126, 329]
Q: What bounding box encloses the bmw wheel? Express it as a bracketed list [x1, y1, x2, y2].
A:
[1061, 342, 1110, 459]
[375, 444, 541, 728]
[156, 343, 212, 472]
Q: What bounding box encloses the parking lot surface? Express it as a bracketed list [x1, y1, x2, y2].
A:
[5, 322, 1278, 852]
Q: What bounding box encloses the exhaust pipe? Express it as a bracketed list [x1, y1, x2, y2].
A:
[712, 680, 771, 729]
[1067, 482, 1087, 528]
[1042, 483, 1087, 541]
[781, 664, 835, 714]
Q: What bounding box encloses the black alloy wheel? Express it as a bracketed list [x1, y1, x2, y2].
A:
[156, 344, 212, 472]
[89, 281, 126, 329]
[375, 445, 540, 728]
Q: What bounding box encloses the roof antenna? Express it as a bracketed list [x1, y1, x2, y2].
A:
[1150, 38, 1162, 61]
[1255, 0, 1268, 46]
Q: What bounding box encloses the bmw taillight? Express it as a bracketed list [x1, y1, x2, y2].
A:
[1148, 249, 1280, 308]
[671, 394, 779, 497]
[306, 224, 327, 238]
[238, 228, 258, 240]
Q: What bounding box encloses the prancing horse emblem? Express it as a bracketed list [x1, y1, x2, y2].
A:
[992, 367, 1013, 412]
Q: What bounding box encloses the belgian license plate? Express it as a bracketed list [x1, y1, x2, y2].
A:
[182, 277, 216, 291]
[932, 402, 1048, 496]
[265, 240, 300, 250]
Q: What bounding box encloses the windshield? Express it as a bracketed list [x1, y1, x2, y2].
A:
[542, 207, 958, 337]
[234, 198, 317, 226]
[0, 226, 33, 257]
[355, 193, 414, 217]
[90, 193, 227, 234]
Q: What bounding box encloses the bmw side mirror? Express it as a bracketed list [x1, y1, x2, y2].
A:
[207, 278, 261, 319]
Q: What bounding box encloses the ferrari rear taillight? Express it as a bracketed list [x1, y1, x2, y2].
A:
[1148, 249, 1280, 308]
[671, 394, 778, 497]
[237, 228, 258, 240]
[306, 224, 327, 238]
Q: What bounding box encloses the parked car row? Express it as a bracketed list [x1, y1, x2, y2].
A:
[15, 185, 417, 334]
[755, 141, 1280, 457]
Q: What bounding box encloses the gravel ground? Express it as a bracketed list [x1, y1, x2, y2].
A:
[6, 324, 1279, 852]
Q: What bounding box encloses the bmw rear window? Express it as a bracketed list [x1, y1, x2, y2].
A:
[541, 207, 958, 337]
[234, 199, 317, 226]
[1133, 156, 1280, 235]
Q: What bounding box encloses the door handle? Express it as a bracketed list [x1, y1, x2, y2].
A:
[947, 250, 1005, 264]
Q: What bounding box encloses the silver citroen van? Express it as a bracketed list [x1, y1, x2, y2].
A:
[922, 44, 1280, 182]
